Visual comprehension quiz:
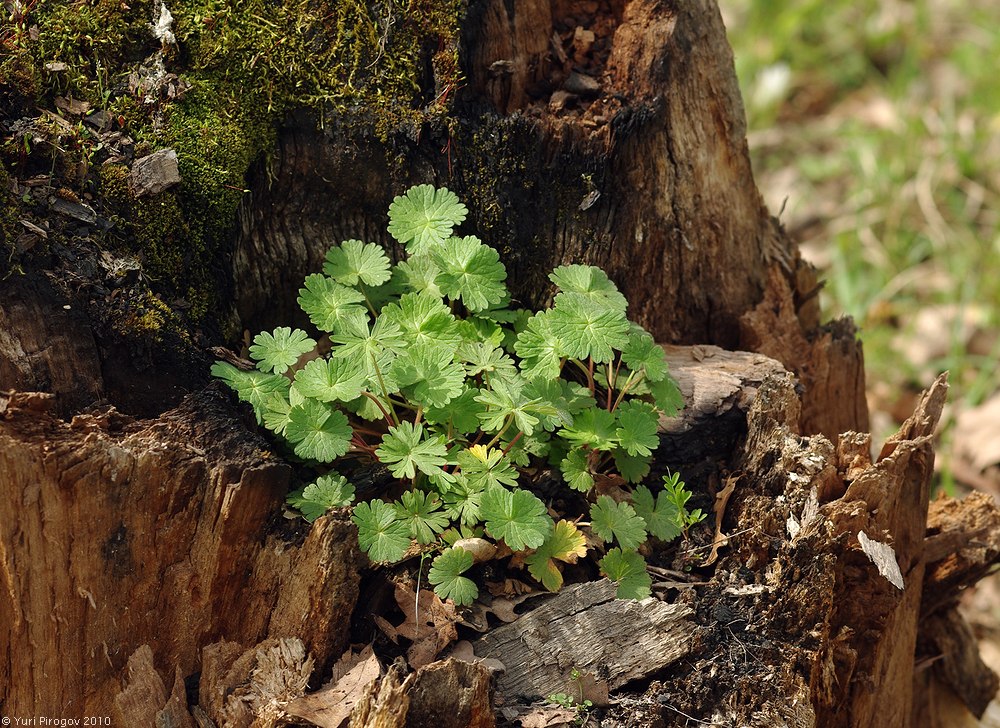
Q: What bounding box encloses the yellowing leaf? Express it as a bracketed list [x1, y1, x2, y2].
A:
[525, 520, 588, 591]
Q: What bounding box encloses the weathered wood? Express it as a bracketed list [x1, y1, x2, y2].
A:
[658, 344, 787, 462]
[740, 265, 869, 440]
[921, 490, 1000, 616]
[0, 388, 362, 716]
[349, 663, 412, 728]
[0, 273, 104, 414]
[640, 373, 953, 727]
[472, 579, 694, 700]
[404, 659, 495, 728]
[660, 344, 787, 433]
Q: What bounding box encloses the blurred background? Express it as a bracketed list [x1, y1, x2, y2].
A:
[718, 0, 1000, 716]
[720, 0, 1000, 492]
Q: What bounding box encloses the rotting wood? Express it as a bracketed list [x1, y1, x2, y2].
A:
[403, 659, 495, 728]
[644, 373, 963, 727]
[740, 266, 869, 440]
[921, 490, 1000, 616]
[471, 579, 695, 700]
[349, 663, 412, 728]
[658, 344, 787, 463]
[0, 387, 362, 716]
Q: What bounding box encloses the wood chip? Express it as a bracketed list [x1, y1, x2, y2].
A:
[472, 580, 694, 699]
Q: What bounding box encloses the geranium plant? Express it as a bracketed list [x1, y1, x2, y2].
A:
[213, 185, 703, 602]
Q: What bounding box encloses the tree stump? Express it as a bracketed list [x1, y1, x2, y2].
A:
[2, 0, 997, 725]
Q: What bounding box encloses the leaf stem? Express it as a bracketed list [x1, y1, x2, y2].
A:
[485, 414, 513, 449]
[500, 429, 524, 456]
[370, 353, 399, 424]
[611, 371, 642, 412]
[361, 391, 394, 427]
[358, 283, 378, 317]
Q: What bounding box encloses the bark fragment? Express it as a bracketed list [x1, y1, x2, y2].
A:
[472, 579, 695, 700]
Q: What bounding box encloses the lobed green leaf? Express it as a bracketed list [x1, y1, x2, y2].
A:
[249, 327, 316, 374]
[428, 547, 478, 605]
[352, 499, 411, 563]
[480, 486, 553, 551]
[590, 495, 648, 550]
[599, 548, 652, 600]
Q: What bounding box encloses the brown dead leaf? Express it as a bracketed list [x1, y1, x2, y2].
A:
[457, 591, 539, 632]
[592, 472, 629, 501]
[391, 583, 459, 668]
[518, 706, 579, 727]
[446, 640, 507, 674]
[954, 394, 1000, 473]
[284, 646, 380, 728]
[705, 473, 739, 566]
[485, 578, 536, 598]
[372, 614, 399, 643]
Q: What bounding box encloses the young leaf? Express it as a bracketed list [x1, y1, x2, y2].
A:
[293, 357, 367, 403]
[212, 361, 290, 422]
[249, 327, 316, 374]
[480, 486, 553, 551]
[442, 476, 486, 526]
[525, 520, 588, 591]
[475, 377, 541, 436]
[590, 495, 648, 550]
[331, 316, 404, 394]
[514, 311, 563, 380]
[394, 490, 450, 544]
[387, 185, 468, 254]
[392, 342, 466, 408]
[428, 547, 478, 606]
[522, 378, 584, 431]
[599, 548, 652, 600]
[323, 239, 392, 287]
[376, 421, 451, 481]
[352, 499, 412, 563]
[284, 399, 353, 462]
[549, 264, 628, 313]
[650, 376, 684, 417]
[259, 392, 293, 435]
[559, 408, 619, 451]
[620, 332, 669, 382]
[289, 474, 356, 522]
[662, 471, 705, 527]
[381, 292, 462, 348]
[394, 255, 442, 296]
[631, 485, 683, 542]
[549, 294, 629, 363]
[614, 400, 660, 457]
[456, 445, 519, 491]
[297, 274, 367, 333]
[612, 449, 652, 483]
[432, 235, 508, 311]
[458, 341, 518, 380]
[559, 449, 594, 492]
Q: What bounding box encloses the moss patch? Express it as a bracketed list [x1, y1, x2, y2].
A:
[2, 0, 467, 326]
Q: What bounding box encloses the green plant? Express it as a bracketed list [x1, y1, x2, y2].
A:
[547, 667, 595, 723]
[213, 185, 702, 603]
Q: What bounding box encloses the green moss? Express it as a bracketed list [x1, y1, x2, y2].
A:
[114, 290, 184, 342]
[3, 0, 467, 327]
[31, 0, 151, 104]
